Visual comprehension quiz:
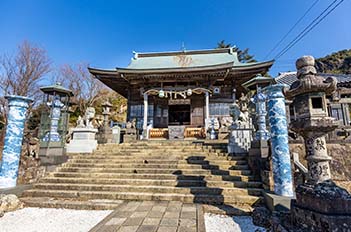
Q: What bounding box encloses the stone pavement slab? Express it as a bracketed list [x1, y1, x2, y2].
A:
[89, 201, 205, 232]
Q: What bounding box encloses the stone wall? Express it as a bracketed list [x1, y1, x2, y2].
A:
[17, 140, 46, 184]
[17, 155, 45, 185]
[290, 142, 351, 181]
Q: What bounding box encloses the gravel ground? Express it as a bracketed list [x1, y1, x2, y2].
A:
[0, 207, 112, 232]
[205, 213, 266, 232]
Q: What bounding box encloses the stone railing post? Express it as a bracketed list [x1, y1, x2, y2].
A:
[0, 95, 33, 188]
[265, 84, 294, 197]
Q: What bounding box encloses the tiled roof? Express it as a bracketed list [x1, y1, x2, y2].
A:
[125, 47, 272, 70]
[274, 72, 351, 87]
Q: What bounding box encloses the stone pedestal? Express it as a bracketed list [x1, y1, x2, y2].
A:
[39, 146, 67, 170]
[218, 127, 229, 140]
[111, 126, 121, 144]
[291, 181, 351, 231]
[97, 126, 113, 144]
[0, 95, 33, 189]
[66, 128, 98, 153]
[168, 126, 185, 140]
[228, 124, 252, 154]
[248, 140, 272, 189]
[123, 128, 138, 142]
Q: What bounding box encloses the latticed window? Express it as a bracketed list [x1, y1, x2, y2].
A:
[129, 104, 154, 129]
[209, 103, 230, 116]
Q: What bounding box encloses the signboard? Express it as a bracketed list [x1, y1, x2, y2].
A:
[168, 99, 190, 105]
[168, 125, 185, 139]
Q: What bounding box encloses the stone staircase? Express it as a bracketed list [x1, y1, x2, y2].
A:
[21, 141, 263, 215]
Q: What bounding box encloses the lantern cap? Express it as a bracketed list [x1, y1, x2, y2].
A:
[40, 83, 74, 97]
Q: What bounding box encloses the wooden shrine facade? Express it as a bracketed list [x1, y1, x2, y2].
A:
[89, 47, 273, 139]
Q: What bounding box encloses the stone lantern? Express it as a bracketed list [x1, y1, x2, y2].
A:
[286, 56, 351, 231]
[97, 101, 113, 144]
[285, 56, 338, 184]
[102, 101, 112, 128]
[38, 83, 73, 168]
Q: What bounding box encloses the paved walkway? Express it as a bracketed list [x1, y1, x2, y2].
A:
[90, 201, 205, 232]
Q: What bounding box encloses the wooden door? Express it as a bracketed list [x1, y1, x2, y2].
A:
[191, 96, 204, 127]
[153, 99, 168, 128]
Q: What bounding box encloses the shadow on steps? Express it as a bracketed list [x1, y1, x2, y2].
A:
[172, 155, 262, 216]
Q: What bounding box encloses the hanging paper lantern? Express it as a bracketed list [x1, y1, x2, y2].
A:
[158, 90, 165, 98]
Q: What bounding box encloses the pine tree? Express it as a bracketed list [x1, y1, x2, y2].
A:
[216, 40, 256, 63]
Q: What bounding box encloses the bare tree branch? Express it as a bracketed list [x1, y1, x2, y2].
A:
[0, 41, 51, 128]
[57, 63, 104, 114]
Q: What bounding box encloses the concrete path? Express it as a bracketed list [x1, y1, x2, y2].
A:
[90, 201, 205, 232]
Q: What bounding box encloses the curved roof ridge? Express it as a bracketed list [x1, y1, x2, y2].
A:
[134, 47, 235, 58]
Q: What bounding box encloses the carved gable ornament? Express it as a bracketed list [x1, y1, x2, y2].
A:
[174, 54, 193, 67]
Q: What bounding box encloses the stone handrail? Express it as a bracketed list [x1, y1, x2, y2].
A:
[292, 152, 308, 176]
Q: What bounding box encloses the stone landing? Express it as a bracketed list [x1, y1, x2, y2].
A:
[90, 201, 204, 232]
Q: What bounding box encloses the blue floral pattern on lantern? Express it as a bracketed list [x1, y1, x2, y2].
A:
[0, 95, 32, 188]
[43, 95, 64, 142]
[265, 84, 294, 197]
[253, 88, 270, 141]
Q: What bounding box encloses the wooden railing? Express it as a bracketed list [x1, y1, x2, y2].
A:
[149, 128, 168, 139]
[148, 127, 206, 139]
[184, 128, 206, 139]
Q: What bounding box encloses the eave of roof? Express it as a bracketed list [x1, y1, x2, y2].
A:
[274, 71, 351, 87]
[242, 75, 274, 90]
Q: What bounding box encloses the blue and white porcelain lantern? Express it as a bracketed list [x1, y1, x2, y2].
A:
[42, 95, 64, 142]
[254, 89, 270, 141]
[39, 83, 73, 147]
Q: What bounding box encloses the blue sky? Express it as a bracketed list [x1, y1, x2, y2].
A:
[0, 0, 350, 79]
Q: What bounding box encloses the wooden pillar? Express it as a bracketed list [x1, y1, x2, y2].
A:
[205, 91, 210, 121]
[143, 93, 148, 137]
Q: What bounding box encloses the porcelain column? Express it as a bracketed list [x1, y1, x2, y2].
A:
[265, 84, 294, 197]
[0, 95, 33, 188]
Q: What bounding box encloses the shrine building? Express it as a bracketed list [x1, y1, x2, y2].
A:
[89, 47, 274, 139]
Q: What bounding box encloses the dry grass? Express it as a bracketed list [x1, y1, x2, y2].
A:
[335, 181, 351, 193]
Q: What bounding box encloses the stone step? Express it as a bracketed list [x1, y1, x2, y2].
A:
[40, 177, 262, 188]
[31, 183, 263, 196]
[202, 204, 254, 216]
[56, 167, 252, 175]
[68, 154, 185, 159]
[20, 197, 123, 210]
[111, 144, 227, 149]
[112, 146, 227, 150]
[94, 148, 227, 155]
[67, 154, 247, 161]
[22, 190, 263, 206]
[91, 152, 228, 157]
[21, 140, 261, 212]
[62, 163, 250, 170]
[96, 145, 201, 152]
[94, 149, 206, 154]
[50, 172, 257, 182]
[67, 159, 248, 166]
[20, 197, 252, 215]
